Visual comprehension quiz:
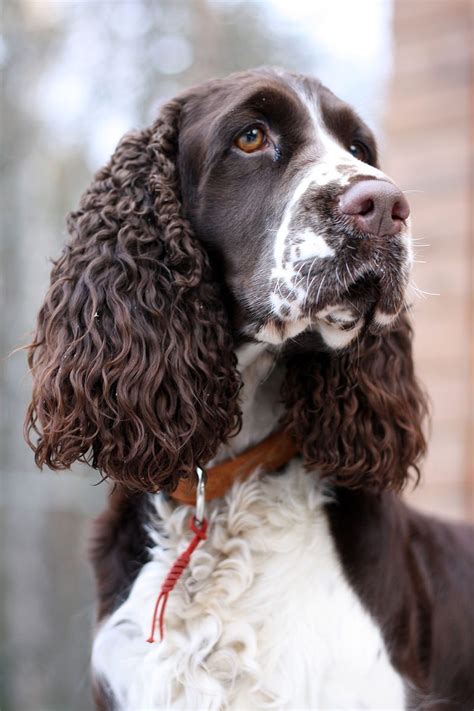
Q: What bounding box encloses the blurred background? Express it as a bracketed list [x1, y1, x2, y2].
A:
[1, 0, 472, 708]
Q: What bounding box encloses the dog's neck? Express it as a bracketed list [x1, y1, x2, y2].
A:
[209, 342, 284, 466]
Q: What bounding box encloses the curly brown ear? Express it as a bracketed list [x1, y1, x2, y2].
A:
[25, 99, 241, 492]
[282, 313, 428, 492]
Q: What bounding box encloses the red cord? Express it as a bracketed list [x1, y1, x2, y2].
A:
[147, 516, 208, 643]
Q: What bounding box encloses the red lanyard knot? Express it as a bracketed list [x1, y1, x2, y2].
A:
[147, 515, 208, 643]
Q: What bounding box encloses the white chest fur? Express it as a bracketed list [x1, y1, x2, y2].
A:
[92, 463, 405, 710]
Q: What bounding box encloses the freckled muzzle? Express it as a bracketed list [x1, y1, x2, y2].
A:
[267, 175, 412, 346]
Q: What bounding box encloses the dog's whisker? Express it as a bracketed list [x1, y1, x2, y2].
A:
[409, 281, 440, 298]
[315, 273, 327, 306]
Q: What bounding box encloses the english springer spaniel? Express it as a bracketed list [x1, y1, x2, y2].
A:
[26, 68, 474, 710]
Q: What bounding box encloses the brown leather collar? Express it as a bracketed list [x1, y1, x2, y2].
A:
[169, 430, 298, 506]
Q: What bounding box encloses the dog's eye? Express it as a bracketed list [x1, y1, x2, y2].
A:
[349, 140, 371, 163]
[235, 126, 266, 153]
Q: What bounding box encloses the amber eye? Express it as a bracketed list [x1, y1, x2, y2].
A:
[349, 140, 370, 163]
[235, 126, 266, 153]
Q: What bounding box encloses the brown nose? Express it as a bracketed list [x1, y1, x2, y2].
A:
[339, 180, 410, 236]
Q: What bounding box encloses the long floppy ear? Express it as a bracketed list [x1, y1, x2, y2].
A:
[25, 99, 241, 492]
[282, 313, 428, 492]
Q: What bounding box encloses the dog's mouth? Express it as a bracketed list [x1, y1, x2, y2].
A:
[252, 268, 404, 349]
[319, 272, 383, 326]
[313, 266, 405, 334]
[251, 238, 410, 347]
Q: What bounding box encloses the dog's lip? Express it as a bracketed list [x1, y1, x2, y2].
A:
[316, 305, 361, 329]
[344, 270, 381, 297]
[323, 314, 360, 330]
[308, 270, 402, 334]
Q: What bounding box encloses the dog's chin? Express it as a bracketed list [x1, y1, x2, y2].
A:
[254, 315, 362, 351]
[244, 270, 406, 350]
[253, 297, 403, 351]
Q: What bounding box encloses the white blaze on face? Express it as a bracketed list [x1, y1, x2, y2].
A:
[271, 91, 387, 291]
[271, 163, 341, 284]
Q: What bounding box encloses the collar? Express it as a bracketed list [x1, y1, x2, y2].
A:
[169, 429, 298, 506]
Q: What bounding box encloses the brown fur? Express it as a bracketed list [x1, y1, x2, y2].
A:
[282, 314, 428, 492]
[25, 99, 241, 492]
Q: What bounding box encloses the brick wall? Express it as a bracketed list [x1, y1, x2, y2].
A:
[384, 0, 473, 521]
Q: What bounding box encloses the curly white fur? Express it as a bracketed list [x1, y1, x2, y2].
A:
[92, 464, 406, 710]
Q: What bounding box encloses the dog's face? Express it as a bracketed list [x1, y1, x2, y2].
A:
[179, 69, 411, 349]
[26, 67, 426, 493]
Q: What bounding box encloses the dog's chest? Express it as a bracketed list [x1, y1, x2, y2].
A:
[92, 464, 405, 709]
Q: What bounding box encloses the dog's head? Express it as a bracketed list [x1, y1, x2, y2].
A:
[26, 68, 427, 493]
[179, 69, 411, 348]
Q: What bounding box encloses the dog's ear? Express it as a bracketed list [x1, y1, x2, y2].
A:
[25, 99, 241, 492]
[282, 313, 428, 492]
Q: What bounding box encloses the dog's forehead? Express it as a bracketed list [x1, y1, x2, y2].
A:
[284, 75, 376, 151]
[183, 71, 300, 121]
[183, 69, 364, 139]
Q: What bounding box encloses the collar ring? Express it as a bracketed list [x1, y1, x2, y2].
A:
[195, 466, 206, 524]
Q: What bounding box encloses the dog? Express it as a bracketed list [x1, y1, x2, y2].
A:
[26, 68, 474, 709]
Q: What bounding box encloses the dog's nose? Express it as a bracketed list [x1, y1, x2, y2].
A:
[339, 180, 410, 236]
